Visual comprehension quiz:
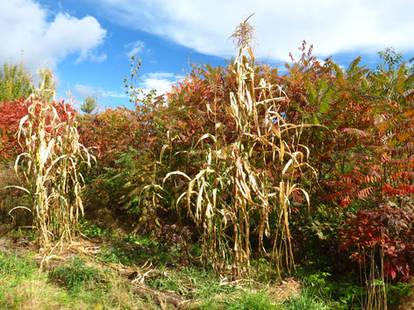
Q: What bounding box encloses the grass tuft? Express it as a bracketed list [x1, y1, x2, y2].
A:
[49, 255, 101, 294]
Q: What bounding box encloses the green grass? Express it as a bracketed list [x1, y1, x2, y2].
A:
[223, 291, 280, 310]
[0, 250, 150, 309]
[144, 265, 335, 310]
[187, 288, 334, 310]
[147, 265, 237, 299]
[283, 289, 331, 310]
[293, 268, 365, 309]
[48, 256, 102, 294]
[0, 251, 37, 278]
[0, 235, 373, 310]
[0, 251, 75, 309]
[98, 234, 180, 267]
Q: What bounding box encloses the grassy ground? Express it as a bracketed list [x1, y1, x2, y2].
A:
[0, 223, 342, 310]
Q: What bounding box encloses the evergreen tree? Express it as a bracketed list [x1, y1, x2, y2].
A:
[81, 96, 97, 114]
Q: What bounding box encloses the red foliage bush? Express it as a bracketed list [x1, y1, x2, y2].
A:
[77, 108, 138, 165]
[0, 98, 77, 163]
[340, 204, 414, 280]
[0, 99, 28, 161]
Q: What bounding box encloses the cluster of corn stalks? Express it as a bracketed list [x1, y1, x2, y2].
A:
[165, 19, 316, 279]
[12, 91, 92, 250]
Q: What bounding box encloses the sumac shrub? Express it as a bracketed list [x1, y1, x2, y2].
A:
[0, 98, 77, 163]
[340, 204, 414, 281]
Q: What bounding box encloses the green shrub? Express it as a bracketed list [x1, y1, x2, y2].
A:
[387, 282, 412, 308]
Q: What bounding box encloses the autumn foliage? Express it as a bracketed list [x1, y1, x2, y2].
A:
[0, 98, 76, 162]
[75, 45, 414, 283]
[1, 40, 413, 308]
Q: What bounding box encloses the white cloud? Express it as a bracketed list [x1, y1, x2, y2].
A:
[73, 73, 183, 103]
[0, 0, 107, 72]
[125, 40, 145, 58]
[88, 53, 108, 63]
[101, 90, 126, 98]
[93, 0, 414, 61]
[141, 72, 184, 95]
[72, 74, 181, 109]
[73, 84, 126, 99]
[72, 84, 126, 111]
[73, 84, 95, 98]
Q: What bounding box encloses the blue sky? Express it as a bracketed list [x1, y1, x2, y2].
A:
[1, 0, 413, 111]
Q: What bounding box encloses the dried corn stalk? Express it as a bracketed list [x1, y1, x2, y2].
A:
[13, 92, 93, 250]
[165, 18, 317, 279]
